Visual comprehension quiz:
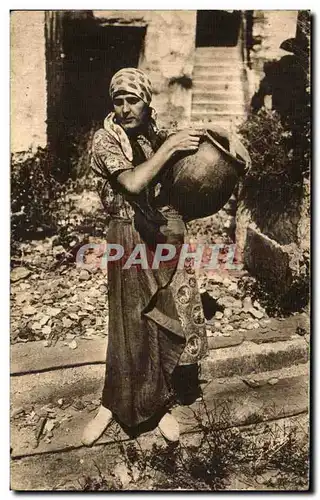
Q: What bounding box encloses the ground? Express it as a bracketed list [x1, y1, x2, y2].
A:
[10, 186, 310, 491]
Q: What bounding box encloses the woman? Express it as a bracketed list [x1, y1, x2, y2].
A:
[82, 68, 208, 446]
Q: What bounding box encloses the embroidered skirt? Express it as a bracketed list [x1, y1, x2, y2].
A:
[101, 215, 208, 428]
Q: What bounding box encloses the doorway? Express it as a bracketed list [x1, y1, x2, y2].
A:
[45, 11, 146, 177]
[195, 10, 242, 47]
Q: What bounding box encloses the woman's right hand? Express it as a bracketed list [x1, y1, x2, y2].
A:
[163, 129, 203, 156]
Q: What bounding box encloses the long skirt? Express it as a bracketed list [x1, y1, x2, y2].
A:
[101, 216, 208, 428]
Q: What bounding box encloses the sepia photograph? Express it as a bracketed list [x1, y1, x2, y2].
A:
[10, 8, 310, 491]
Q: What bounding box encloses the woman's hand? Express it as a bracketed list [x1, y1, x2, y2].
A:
[162, 129, 203, 157]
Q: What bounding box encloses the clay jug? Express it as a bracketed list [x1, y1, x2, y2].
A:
[164, 129, 248, 222]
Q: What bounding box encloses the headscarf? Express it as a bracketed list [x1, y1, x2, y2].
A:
[104, 68, 156, 162]
[109, 67, 153, 105]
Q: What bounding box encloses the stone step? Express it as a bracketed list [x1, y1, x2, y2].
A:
[192, 79, 243, 90]
[195, 53, 241, 63]
[193, 73, 243, 83]
[194, 60, 243, 69]
[10, 411, 309, 490]
[193, 79, 242, 89]
[202, 338, 308, 380]
[192, 91, 244, 102]
[12, 317, 305, 375]
[193, 66, 243, 78]
[10, 363, 308, 460]
[195, 47, 241, 59]
[11, 337, 107, 375]
[11, 333, 308, 412]
[191, 102, 245, 113]
[191, 112, 246, 123]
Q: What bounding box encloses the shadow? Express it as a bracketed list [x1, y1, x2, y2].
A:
[196, 10, 241, 47]
[200, 291, 224, 320]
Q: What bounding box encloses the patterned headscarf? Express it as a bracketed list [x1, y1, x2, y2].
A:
[109, 68, 153, 105]
[104, 68, 156, 162]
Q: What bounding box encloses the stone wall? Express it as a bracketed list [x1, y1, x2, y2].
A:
[236, 11, 310, 310]
[11, 11, 47, 153]
[248, 10, 298, 95]
[93, 10, 197, 128]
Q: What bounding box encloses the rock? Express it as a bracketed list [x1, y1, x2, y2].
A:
[38, 409, 48, 418]
[42, 325, 51, 336]
[44, 420, 56, 433]
[65, 333, 75, 340]
[39, 315, 50, 326]
[215, 311, 223, 320]
[12, 408, 25, 419]
[223, 308, 233, 319]
[248, 307, 264, 320]
[43, 340, 51, 347]
[242, 378, 261, 388]
[83, 303, 95, 311]
[11, 267, 32, 283]
[81, 318, 91, 327]
[114, 463, 131, 488]
[224, 324, 234, 332]
[31, 322, 41, 331]
[213, 321, 222, 330]
[68, 340, 78, 350]
[85, 328, 96, 336]
[231, 314, 241, 322]
[246, 323, 255, 330]
[62, 317, 73, 328]
[218, 296, 236, 308]
[79, 270, 91, 281]
[232, 299, 243, 310]
[252, 322, 260, 329]
[253, 300, 262, 310]
[208, 274, 223, 285]
[57, 399, 64, 407]
[22, 305, 37, 316]
[244, 226, 307, 299]
[222, 278, 232, 287]
[95, 317, 103, 327]
[243, 297, 252, 311]
[268, 378, 279, 385]
[15, 294, 27, 305]
[72, 400, 85, 410]
[52, 245, 66, 258]
[20, 283, 31, 290]
[68, 312, 79, 320]
[46, 307, 61, 317]
[228, 282, 238, 293]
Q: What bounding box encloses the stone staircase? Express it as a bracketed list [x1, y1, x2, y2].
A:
[191, 46, 247, 131]
[10, 314, 309, 490]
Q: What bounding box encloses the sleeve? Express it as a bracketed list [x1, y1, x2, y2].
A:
[90, 129, 133, 180]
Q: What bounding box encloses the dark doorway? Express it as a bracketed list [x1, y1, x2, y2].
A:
[196, 10, 242, 47]
[46, 12, 146, 178]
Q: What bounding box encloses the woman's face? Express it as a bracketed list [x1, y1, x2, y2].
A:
[113, 92, 149, 132]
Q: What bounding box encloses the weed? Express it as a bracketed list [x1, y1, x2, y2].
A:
[79, 398, 309, 491]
